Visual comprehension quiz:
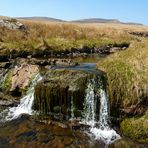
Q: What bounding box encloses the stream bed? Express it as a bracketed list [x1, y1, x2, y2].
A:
[0, 56, 144, 148]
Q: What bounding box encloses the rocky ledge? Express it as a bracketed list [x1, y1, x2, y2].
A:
[34, 69, 105, 119]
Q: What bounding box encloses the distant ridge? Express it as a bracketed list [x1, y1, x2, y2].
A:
[16, 16, 65, 22]
[4, 16, 143, 26]
[71, 18, 120, 23]
[71, 18, 143, 25]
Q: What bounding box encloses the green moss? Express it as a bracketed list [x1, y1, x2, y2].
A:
[2, 71, 12, 93]
[120, 113, 148, 143]
[34, 69, 103, 118]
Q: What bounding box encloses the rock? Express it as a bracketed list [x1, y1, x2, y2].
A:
[95, 43, 129, 54]
[0, 100, 18, 107]
[0, 62, 11, 69]
[0, 54, 9, 62]
[109, 138, 140, 148]
[0, 18, 27, 31]
[0, 115, 105, 147]
[29, 58, 78, 67]
[0, 92, 19, 107]
[68, 120, 90, 130]
[1, 62, 39, 97]
[109, 47, 121, 53]
[34, 69, 103, 119]
[10, 64, 39, 96]
[129, 31, 148, 37]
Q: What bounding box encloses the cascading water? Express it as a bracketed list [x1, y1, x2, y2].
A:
[83, 78, 120, 145]
[83, 79, 96, 126]
[0, 73, 42, 122]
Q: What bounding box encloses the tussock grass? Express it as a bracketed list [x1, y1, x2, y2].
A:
[97, 38, 148, 108]
[0, 20, 139, 55]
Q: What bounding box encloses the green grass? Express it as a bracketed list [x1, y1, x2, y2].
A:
[120, 112, 148, 143]
[97, 38, 148, 108]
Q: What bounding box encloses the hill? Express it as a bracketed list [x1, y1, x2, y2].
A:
[71, 18, 143, 25]
[14, 17, 143, 25]
[16, 16, 65, 22]
[71, 18, 120, 23]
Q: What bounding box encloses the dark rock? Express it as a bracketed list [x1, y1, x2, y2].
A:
[95, 43, 129, 54]
[68, 120, 90, 130]
[129, 31, 148, 37]
[0, 62, 11, 69]
[0, 54, 9, 62]
[0, 92, 19, 107]
[29, 58, 78, 67]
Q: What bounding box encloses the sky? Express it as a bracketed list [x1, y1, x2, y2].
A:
[0, 0, 148, 25]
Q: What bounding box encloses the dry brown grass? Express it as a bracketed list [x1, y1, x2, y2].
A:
[0, 19, 148, 55]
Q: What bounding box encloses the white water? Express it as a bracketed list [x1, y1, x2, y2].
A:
[83, 79, 96, 126]
[70, 96, 75, 120]
[83, 79, 120, 145]
[0, 74, 42, 122]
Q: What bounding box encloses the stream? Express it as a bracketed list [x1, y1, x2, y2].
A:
[0, 56, 142, 148]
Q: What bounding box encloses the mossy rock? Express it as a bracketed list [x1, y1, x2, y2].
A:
[120, 112, 148, 144]
[34, 69, 105, 119]
[0, 63, 39, 98]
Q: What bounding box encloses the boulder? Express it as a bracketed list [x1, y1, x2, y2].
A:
[0, 18, 27, 31]
[10, 64, 39, 96]
[34, 69, 104, 119]
[1, 63, 39, 97]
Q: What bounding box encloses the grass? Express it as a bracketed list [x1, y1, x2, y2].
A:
[0, 20, 140, 57]
[97, 38, 148, 108]
[120, 112, 148, 143]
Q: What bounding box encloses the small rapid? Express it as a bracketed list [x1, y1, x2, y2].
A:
[0, 73, 42, 122]
[82, 79, 120, 145]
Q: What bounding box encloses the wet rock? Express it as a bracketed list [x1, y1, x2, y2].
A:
[109, 138, 140, 148]
[68, 120, 90, 130]
[95, 43, 129, 54]
[0, 62, 11, 69]
[29, 58, 78, 67]
[0, 54, 9, 62]
[34, 69, 102, 118]
[0, 18, 27, 31]
[0, 92, 19, 107]
[0, 115, 105, 148]
[1, 62, 39, 97]
[10, 64, 39, 96]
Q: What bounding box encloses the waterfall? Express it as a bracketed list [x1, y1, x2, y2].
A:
[0, 73, 42, 122]
[83, 79, 96, 126]
[70, 95, 75, 120]
[83, 79, 120, 144]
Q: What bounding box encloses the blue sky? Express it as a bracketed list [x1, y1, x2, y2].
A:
[0, 0, 147, 25]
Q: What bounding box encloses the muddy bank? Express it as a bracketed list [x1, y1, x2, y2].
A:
[0, 42, 129, 62]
